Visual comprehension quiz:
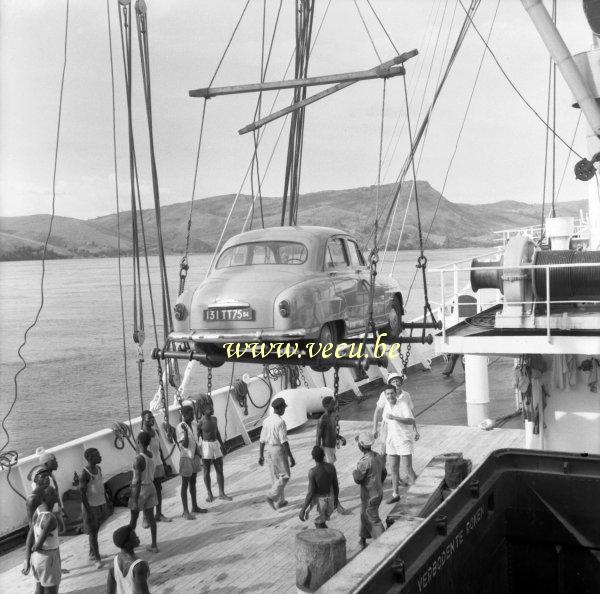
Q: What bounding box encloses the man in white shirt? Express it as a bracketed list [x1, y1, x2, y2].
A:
[382, 385, 419, 503]
[372, 373, 414, 460]
[258, 397, 296, 510]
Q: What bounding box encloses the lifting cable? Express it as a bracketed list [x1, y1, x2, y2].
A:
[107, 0, 133, 431]
[135, 0, 172, 344]
[0, 0, 70, 501]
[118, 0, 146, 412]
[403, 73, 438, 334]
[249, 0, 270, 231]
[365, 0, 463, 253]
[404, 0, 500, 307]
[180, 0, 252, 293]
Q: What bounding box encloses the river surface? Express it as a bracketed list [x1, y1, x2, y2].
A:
[0, 247, 490, 455]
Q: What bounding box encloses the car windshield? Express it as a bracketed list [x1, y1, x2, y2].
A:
[215, 241, 308, 269]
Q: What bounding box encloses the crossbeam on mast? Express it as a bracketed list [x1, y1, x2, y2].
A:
[189, 51, 418, 99]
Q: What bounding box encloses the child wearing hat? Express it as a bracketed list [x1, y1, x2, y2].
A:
[353, 431, 386, 548]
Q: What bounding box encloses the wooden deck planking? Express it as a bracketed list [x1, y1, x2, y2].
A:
[0, 420, 523, 594]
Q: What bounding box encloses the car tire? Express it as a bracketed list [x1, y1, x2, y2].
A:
[384, 296, 403, 341]
[308, 322, 338, 372]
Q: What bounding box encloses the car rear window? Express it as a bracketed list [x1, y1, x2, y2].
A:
[215, 241, 308, 268]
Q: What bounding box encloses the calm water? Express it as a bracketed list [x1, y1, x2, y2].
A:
[0, 248, 485, 455]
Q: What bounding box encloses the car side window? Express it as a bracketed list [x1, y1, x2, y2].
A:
[346, 239, 366, 267]
[325, 238, 349, 269]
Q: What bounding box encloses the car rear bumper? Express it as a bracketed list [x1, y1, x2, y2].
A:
[169, 329, 308, 343]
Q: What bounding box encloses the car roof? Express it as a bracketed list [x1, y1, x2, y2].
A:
[222, 226, 352, 247]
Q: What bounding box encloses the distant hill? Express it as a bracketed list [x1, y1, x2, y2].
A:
[0, 182, 587, 261]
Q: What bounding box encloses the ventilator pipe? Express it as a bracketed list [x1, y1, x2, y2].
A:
[464, 355, 490, 427]
[521, 0, 600, 138]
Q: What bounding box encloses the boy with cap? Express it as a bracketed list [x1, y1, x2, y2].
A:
[353, 431, 386, 548]
[80, 447, 108, 568]
[37, 450, 68, 533]
[259, 397, 295, 510]
[177, 405, 206, 519]
[107, 525, 150, 594]
[299, 445, 340, 528]
[128, 431, 158, 553]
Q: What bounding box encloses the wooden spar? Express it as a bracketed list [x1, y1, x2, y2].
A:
[238, 79, 356, 134]
[189, 51, 418, 99]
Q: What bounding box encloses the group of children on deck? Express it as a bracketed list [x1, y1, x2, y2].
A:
[22, 373, 418, 592]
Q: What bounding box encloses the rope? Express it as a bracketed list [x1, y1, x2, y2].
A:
[405, 0, 501, 306]
[555, 112, 582, 202]
[136, 3, 173, 344]
[1, 0, 70, 457]
[551, 0, 557, 218]
[182, 0, 252, 291]
[353, 0, 382, 63]
[365, 0, 457, 253]
[456, 0, 583, 160]
[365, 0, 400, 54]
[107, 0, 132, 432]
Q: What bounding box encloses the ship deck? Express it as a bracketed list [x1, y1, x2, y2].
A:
[0, 358, 525, 593]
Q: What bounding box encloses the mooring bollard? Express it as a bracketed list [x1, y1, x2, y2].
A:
[296, 529, 346, 592]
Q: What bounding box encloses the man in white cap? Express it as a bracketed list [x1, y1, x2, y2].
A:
[372, 373, 415, 460]
[258, 397, 295, 510]
[353, 431, 386, 548]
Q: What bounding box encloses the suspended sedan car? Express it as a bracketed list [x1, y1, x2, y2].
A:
[170, 226, 404, 358]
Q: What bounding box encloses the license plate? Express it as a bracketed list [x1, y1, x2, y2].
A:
[203, 307, 255, 322]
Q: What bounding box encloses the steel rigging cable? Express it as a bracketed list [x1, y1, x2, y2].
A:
[107, 0, 133, 431]
[1, 0, 70, 499]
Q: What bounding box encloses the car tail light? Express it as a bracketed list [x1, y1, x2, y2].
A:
[174, 303, 187, 321]
[279, 300, 291, 318]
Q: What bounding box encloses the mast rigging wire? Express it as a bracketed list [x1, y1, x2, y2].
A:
[456, 0, 583, 161]
[404, 0, 501, 306]
[182, 0, 253, 291]
[107, 0, 132, 431]
[1, 0, 70, 458]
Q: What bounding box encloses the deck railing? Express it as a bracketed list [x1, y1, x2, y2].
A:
[429, 259, 600, 343]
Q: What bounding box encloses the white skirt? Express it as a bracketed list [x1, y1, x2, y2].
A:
[386, 434, 414, 456]
[201, 440, 223, 460]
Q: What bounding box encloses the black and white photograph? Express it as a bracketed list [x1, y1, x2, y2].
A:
[1, 0, 599, 592]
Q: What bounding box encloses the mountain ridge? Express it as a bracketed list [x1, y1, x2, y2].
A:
[0, 182, 586, 261]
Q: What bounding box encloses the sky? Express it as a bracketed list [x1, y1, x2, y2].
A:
[0, 0, 593, 220]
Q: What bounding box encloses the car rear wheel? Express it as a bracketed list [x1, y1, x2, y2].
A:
[384, 296, 403, 341]
[308, 322, 338, 372]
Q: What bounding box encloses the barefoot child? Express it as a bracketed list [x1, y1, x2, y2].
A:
[107, 525, 150, 594]
[141, 410, 172, 524]
[199, 403, 232, 503]
[80, 448, 108, 568]
[128, 431, 158, 553]
[177, 405, 206, 519]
